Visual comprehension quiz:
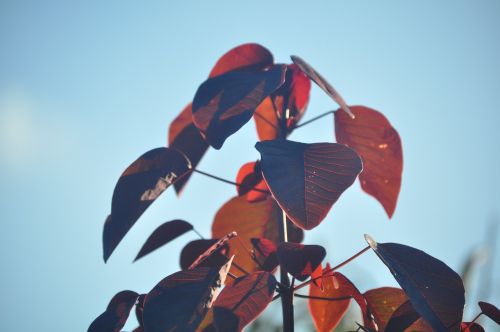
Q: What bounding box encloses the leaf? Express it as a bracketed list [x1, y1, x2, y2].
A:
[235, 161, 268, 202]
[256, 140, 362, 230]
[208, 43, 274, 78]
[364, 287, 407, 331]
[291, 55, 354, 118]
[250, 238, 278, 272]
[308, 265, 351, 332]
[134, 219, 193, 261]
[143, 258, 233, 332]
[478, 301, 500, 325]
[88, 290, 139, 332]
[460, 322, 485, 332]
[180, 239, 229, 270]
[192, 65, 287, 149]
[135, 294, 146, 328]
[365, 235, 465, 332]
[189, 232, 237, 269]
[385, 300, 432, 332]
[168, 103, 209, 195]
[335, 106, 403, 218]
[277, 243, 326, 281]
[213, 271, 277, 331]
[212, 196, 303, 275]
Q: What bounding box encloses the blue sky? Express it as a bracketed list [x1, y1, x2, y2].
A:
[1, 1, 499, 330]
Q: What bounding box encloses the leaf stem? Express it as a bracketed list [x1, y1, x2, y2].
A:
[294, 293, 352, 301]
[193, 169, 269, 194]
[293, 110, 335, 129]
[294, 246, 370, 291]
[192, 228, 204, 240]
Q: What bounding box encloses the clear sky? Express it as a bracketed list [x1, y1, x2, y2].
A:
[1, 1, 499, 331]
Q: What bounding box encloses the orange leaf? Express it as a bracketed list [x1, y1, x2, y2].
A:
[209, 43, 274, 78]
[335, 106, 403, 218]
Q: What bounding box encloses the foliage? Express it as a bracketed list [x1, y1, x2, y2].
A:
[89, 43, 498, 331]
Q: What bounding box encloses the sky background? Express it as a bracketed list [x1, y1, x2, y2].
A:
[1, 1, 499, 331]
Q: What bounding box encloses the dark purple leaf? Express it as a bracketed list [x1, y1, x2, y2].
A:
[135, 294, 146, 327]
[385, 300, 432, 332]
[365, 235, 465, 332]
[461, 322, 485, 332]
[478, 301, 500, 325]
[143, 259, 233, 332]
[192, 65, 286, 149]
[88, 290, 138, 332]
[103, 147, 191, 262]
[256, 140, 362, 230]
[277, 242, 326, 281]
[180, 239, 229, 270]
[213, 271, 277, 331]
[189, 232, 237, 269]
[134, 219, 193, 261]
[250, 237, 278, 272]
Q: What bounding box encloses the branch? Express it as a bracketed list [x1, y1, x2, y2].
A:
[293, 110, 335, 129]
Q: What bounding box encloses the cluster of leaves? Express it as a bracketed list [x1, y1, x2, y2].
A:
[90, 44, 499, 331]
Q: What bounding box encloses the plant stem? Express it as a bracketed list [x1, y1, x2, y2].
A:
[293, 110, 335, 129]
[294, 293, 352, 301]
[294, 246, 370, 292]
[193, 169, 269, 193]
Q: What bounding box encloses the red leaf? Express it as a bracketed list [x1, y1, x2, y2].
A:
[308, 266, 351, 332]
[209, 43, 274, 78]
[235, 161, 268, 202]
[461, 322, 485, 332]
[256, 140, 362, 230]
[277, 242, 326, 281]
[180, 239, 229, 270]
[168, 103, 209, 195]
[134, 219, 193, 261]
[103, 147, 191, 262]
[335, 106, 403, 217]
[189, 232, 237, 269]
[364, 287, 407, 331]
[478, 301, 500, 325]
[88, 290, 139, 332]
[291, 55, 354, 118]
[250, 238, 278, 272]
[213, 271, 277, 331]
[192, 65, 287, 149]
[365, 235, 465, 332]
[143, 259, 233, 332]
[212, 196, 303, 275]
[254, 97, 281, 141]
[385, 300, 433, 331]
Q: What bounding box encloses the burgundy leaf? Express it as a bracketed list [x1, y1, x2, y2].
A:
[365, 235, 465, 332]
[180, 239, 229, 270]
[385, 300, 432, 332]
[235, 161, 268, 202]
[88, 290, 139, 332]
[209, 43, 274, 78]
[103, 147, 191, 262]
[277, 242, 326, 281]
[189, 232, 237, 269]
[335, 106, 403, 218]
[291, 55, 354, 118]
[461, 322, 485, 332]
[478, 301, 500, 325]
[256, 140, 362, 230]
[143, 259, 233, 332]
[134, 219, 193, 262]
[168, 103, 209, 195]
[192, 65, 287, 149]
[364, 287, 407, 331]
[250, 237, 278, 272]
[213, 271, 277, 331]
[135, 294, 146, 328]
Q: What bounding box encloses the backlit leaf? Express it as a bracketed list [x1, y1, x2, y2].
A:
[461, 322, 485, 332]
[250, 238, 278, 272]
[277, 243, 326, 281]
[335, 106, 403, 218]
[365, 235, 465, 332]
[209, 43, 274, 78]
[143, 258, 233, 332]
[385, 300, 432, 332]
[291, 55, 354, 118]
[88, 290, 139, 332]
[134, 219, 193, 262]
[189, 232, 237, 269]
[168, 103, 209, 195]
[364, 287, 407, 331]
[478, 301, 500, 325]
[103, 147, 191, 262]
[213, 271, 277, 331]
[235, 161, 268, 202]
[192, 65, 286, 149]
[180, 239, 229, 270]
[256, 140, 362, 230]
[212, 196, 303, 275]
[308, 265, 351, 332]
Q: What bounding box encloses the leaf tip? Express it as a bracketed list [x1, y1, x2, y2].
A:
[364, 234, 378, 249]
